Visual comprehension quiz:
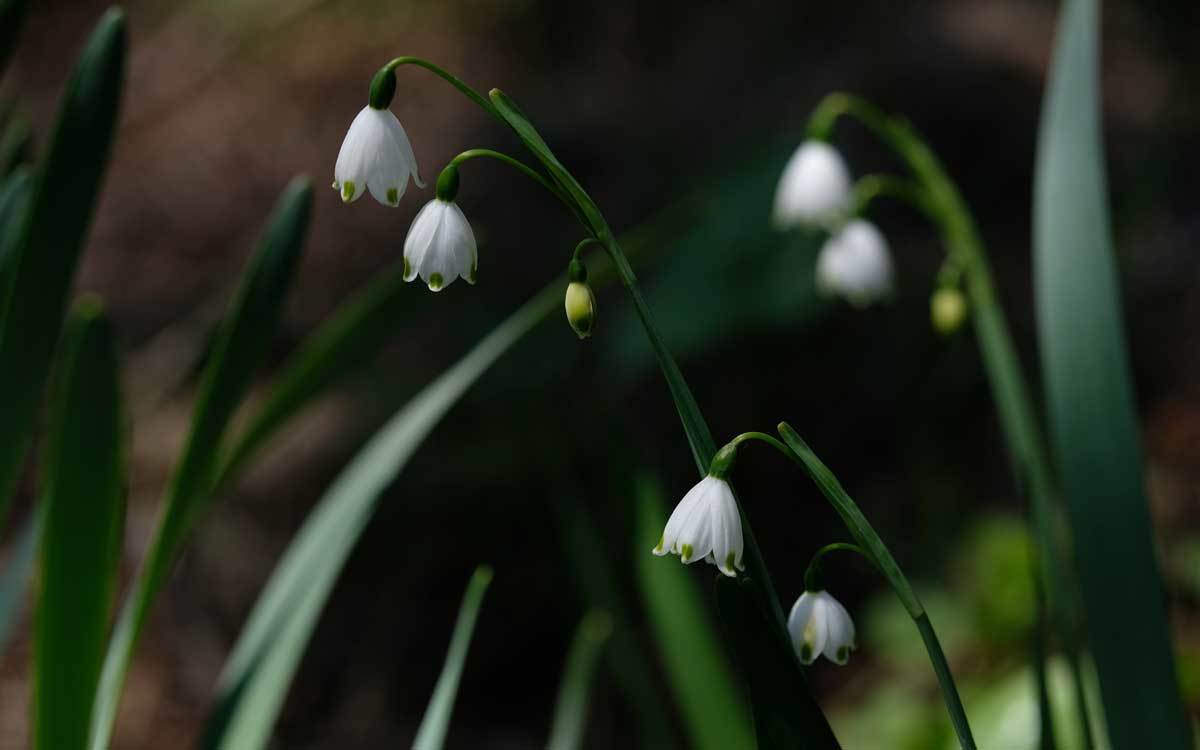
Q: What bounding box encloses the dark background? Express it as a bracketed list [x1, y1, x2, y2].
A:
[1, 0, 1198, 747]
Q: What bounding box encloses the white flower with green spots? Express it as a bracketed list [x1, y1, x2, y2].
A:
[333, 105, 424, 206]
[403, 199, 477, 291]
[652, 475, 744, 577]
[787, 589, 857, 665]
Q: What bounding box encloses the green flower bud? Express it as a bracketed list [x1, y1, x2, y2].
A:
[564, 281, 597, 339]
[931, 288, 968, 335]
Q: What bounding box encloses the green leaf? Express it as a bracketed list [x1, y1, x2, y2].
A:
[1032, 0, 1190, 746]
[546, 610, 613, 750]
[35, 300, 125, 750]
[199, 281, 559, 750]
[0, 509, 39, 652]
[633, 475, 755, 750]
[90, 178, 312, 750]
[556, 498, 678, 748]
[412, 566, 493, 750]
[215, 264, 410, 486]
[0, 8, 125, 523]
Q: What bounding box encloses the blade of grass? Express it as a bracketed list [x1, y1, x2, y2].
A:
[412, 566, 494, 750]
[1032, 0, 1190, 746]
[0, 509, 39, 652]
[546, 611, 613, 750]
[200, 281, 559, 750]
[90, 178, 312, 750]
[633, 475, 754, 750]
[0, 8, 125, 523]
[557, 497, 678, 749]
[35, 300, 125, 750]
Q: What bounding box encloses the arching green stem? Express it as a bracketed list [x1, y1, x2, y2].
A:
[776, 422, 975, 749]
[812, 91, 1093, 747]
[804, 542, 872, 592]
[851, 173, 931, 217]
[375, 57, 500, 120]
[447, 148, 580, 220]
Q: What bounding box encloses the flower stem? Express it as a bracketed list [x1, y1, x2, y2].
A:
[814, 91, 1094, 747]
[448, 148, 579, 218]
[380, 57, 500, 120]
[776, 421, 976, 749]
[804, 542, 872, 592]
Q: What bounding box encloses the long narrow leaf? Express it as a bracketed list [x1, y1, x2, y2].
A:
[633, 475, 754, 750]
[90, 178, 312, 750]
[412, 566, 493, 750]
[0, 8, 125, 521]
[546, 611, 612, 750]
[35, 300, 125, 750]
[557, 498, 678, 748]
[0, 166, 31, 319]
[1032, 0, 1190, 746]
[200, 281, 559, 750]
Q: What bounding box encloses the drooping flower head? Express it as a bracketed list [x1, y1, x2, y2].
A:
[787, 589, 857, 665]
[333, 67, 424, 206]
[815, 218, 894, 306]
[772, 141, 853, 228]
[653, 473, 744, 577]
[403, 164, 477, 291]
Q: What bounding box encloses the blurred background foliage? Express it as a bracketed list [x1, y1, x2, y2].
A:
[1, 0, 1199, 747]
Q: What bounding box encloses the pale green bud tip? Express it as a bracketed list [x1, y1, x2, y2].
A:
[800, 643, 814, 663]
[564, 281, 596, 339]
[681, 543, 694, 562]
[386, 187, 399, 205]
[340, 181, 356, 202]
[836, 646, 849, 663]
[725, 552, 737, 572]
[428, 273, 444, 291]
[931, 287, 968, 335]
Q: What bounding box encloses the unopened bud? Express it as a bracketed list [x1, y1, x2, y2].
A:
[930, 288, 968, 335]
[565, 259, 596, 339]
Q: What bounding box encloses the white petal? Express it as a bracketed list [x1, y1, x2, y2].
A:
[787, 591, 817, 658]
[772, 141, 852, 228]
[815, 219, 893, 306]
[384, 110, 425, 189]
[821, 593, 857, 665]
[403, 200, 444, 281]
[660, 477, 710, 555]
[707, 480, 743, 576]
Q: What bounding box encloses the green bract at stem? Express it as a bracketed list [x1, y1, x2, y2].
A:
[371, 57, 500, 118]
[803, 542, 872, 592]
[775, 421, 976, 749]
[811, 91, 1093, 748]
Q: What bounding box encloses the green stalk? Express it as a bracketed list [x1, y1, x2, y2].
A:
[811, 92, 1092, 747]
[774, 424, 975, 749]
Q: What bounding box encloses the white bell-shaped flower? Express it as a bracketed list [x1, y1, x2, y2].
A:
[815, 218, 894, 306]
[787, 589, 857, 665]
[772, 141, 853, 228]
[403, 199, 477, 291]
[652, 475, 744, 577]
[333, 106, 425, 206]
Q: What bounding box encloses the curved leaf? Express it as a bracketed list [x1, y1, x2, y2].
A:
[90, 178, 312, 750]
[1032, 0, 1190, 746]
[0, 8, 126, 522]
[199, 281, 558, 750]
